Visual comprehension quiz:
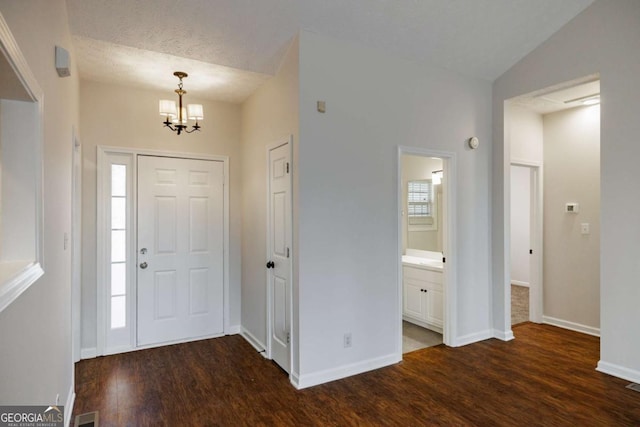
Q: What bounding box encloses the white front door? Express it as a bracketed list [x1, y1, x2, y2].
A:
[267, 142, 291, 373]
[137, 155, 224, 347]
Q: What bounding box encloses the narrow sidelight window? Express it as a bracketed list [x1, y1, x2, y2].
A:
[110, 164, 127, 329]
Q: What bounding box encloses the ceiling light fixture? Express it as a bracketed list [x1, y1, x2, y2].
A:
[159, 71, 203, 135]
[564, 93, 600, 106]
[581, 96, 600, 106]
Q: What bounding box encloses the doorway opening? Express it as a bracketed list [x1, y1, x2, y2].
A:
[398, 147, 457, 355]
[509, 162, 542, 326]
[505, 75, 601, 337]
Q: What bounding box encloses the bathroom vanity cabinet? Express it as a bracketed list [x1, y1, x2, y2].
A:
[402, 264, 443, 333]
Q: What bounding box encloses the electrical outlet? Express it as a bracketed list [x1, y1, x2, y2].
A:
[343, 333, 352, 348]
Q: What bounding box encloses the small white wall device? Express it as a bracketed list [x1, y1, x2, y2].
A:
[55, 46, 71, 78]
[468, 136, 479, 149]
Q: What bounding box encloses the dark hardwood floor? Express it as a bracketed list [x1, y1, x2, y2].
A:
[73, 323, 640, 426]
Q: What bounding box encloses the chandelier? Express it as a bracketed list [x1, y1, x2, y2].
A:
[159, 71, 204, 135]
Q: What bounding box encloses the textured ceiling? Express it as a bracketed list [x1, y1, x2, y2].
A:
[66, 0, 595, 103]
[72, 36, 270, 103]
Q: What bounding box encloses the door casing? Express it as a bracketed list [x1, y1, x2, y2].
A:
[397, 146, 457, 354]
[510, 160, 543, 325]
[71, 130, 82, 363]
[95, 146, 230, 356]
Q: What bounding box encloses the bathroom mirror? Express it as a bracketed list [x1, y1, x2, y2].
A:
[402, 155, 443, 253]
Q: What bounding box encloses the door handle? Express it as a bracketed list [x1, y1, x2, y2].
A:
[266, 261, 274, 269]
[140, 262, 148, 269]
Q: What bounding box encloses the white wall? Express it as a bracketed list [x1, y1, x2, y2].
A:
[240, 36, 299, 364]
[506, 104, 542, 288]
[79, 80, 242, 352]
[493, 0, 640, 382]
[507, 104, 544, 164]
[0, 0, 79, 411]
[297, 31, 492, 386]
[543, 105, 600, 330]
[510, 165, 530, 286]
[1, 100, 37, 261]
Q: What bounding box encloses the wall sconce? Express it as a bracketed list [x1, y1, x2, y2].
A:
[432, 170, 443, 185]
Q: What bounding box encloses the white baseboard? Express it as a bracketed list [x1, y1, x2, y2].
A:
[511, 280, 529, 288]
[226, 324, 241, 335]
[453, 329, 494, 347]
[542, 316, 600, 337]
[597, 360, 640, 384]
[64, 384, 75, 426]
[493, 329, 515, 341]
[80, 347, 97, 359]
[241, 327, 267, 355]
[290, 370, 301, 388]
[292, 353, 400, 389]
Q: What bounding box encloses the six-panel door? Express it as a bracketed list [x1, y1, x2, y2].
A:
[137, 155, 224, 346]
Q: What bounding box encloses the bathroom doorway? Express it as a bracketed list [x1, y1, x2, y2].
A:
[398, 147, 457, 354]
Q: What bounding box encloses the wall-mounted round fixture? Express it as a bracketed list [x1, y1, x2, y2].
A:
[468, 136, 479, 149]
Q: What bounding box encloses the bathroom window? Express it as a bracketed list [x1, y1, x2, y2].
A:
[408, 180, 433, 216]
[407, 180, 436, 229]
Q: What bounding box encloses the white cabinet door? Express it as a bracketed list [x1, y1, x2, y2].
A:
[137, 155, 224, 347]
[426, 289, 444, 328]
[403, 265, 443, 330]
[403, 278, 426, 320]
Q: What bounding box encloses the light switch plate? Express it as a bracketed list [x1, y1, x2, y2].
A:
[581, 223, 590, 235]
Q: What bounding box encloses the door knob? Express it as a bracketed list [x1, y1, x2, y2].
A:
[140, 262, 148, 269]
[266, 261, 275, 269]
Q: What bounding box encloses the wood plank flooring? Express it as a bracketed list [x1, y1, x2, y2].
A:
[73, 323, 640, 426]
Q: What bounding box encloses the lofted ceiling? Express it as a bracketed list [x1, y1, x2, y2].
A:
[65, 0, 595, 103]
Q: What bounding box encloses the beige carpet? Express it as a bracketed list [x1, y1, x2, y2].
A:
[511, 284, 529, 325]
[402, 321, 443, 353]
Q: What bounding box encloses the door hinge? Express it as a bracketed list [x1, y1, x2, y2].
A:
[442, 257, 446, 263]
[286, 247, 290, 258]
[286, 332, 290, 344]
[286, 162, 290, 173]
[529, 249, 533, 254]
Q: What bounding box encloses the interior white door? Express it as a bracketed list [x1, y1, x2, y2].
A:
[137, 155, 224, 347]
[267, 142, 291, 373]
